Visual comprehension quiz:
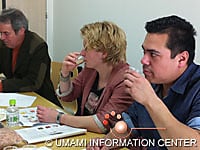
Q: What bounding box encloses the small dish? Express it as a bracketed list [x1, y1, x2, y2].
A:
[3, 146, 18, 150]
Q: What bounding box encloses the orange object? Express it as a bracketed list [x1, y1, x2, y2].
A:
[117, 114, 121, 120]
[104, 114, 109, 119]
[110, 111, 116, 116]
[103, 120, 108, 126]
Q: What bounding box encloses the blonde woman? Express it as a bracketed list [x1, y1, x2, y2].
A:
[37, 21, 134, 133]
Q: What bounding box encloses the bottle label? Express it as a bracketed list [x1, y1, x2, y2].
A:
[6, 113, 19, 127]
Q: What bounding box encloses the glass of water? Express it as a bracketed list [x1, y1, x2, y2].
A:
[76, 55, 85, 65]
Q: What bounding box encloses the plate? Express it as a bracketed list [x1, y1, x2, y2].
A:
[0, 108, 6, 121]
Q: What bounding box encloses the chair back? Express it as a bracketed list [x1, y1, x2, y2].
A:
[51, 61, 78, 115]
[51, 61, 62, 90]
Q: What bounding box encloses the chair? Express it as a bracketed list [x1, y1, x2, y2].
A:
[51, 61, 78, 115]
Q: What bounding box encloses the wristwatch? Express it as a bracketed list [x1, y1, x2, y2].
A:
[60, 72, 71, 82]
[56, 112, 64, 124]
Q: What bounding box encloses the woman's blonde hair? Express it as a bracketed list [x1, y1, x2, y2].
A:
[80, 21, 127, 64]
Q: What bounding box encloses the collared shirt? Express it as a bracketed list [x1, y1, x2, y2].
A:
[0, 47, 19, 91]
[12, 47, 20, 73]
[123, 63, 200, 149]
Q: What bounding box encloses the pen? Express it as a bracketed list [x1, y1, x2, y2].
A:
[49, 131, 63, 135]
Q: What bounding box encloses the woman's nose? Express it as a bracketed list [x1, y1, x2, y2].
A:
[80, 49, 86, 56]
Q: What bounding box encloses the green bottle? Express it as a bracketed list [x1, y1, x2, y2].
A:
[6, 99, 19, 127]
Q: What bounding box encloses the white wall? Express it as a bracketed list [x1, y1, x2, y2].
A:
[47, 0, 53, 59]
[48, 0, 200, 70]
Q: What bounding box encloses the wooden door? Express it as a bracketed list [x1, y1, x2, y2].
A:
[6, 0, 46, 40]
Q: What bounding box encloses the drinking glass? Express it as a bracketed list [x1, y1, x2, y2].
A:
[76, 55, 85, 65]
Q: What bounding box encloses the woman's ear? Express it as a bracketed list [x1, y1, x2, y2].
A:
[102, 51, 108, 59]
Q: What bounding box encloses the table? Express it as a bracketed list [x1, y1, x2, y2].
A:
[1, 92, 104, 150]
[2, 92, 128, 150]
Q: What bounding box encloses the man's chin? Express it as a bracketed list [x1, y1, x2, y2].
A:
[145, 75, 153, 82]
[4, 44, 12, 48]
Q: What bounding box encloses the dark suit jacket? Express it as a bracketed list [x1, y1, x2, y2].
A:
[0, 30, 61, 107]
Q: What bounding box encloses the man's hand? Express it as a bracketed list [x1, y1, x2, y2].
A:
[124, 69, 157, 106]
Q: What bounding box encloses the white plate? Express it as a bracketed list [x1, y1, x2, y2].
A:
[0, 108, 6, 121]
[17, 147, 51, 150]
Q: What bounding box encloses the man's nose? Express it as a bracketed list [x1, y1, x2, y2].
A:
[0, 33, 5, 40]
[141, 54, 150, 65]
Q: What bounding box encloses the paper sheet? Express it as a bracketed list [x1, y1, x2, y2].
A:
[19, 107, 39, 126]
[0, 93, 36, 107]
[15, 124, 87, 144]
[19, 107, 64, 126]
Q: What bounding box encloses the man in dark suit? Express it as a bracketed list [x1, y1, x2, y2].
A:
[0, 8, 61, 107]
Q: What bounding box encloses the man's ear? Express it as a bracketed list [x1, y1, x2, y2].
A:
[177, 51, 189, 67]
[17, 27, 25, 35]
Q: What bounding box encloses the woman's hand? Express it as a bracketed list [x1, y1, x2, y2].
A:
[36, 105, 58, 123]
[61, 52, 81, 77]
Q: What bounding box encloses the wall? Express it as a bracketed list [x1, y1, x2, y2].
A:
[50, 0, 200, 70]
[47, 0, 53, 59]
[6, 0, 46, 41]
